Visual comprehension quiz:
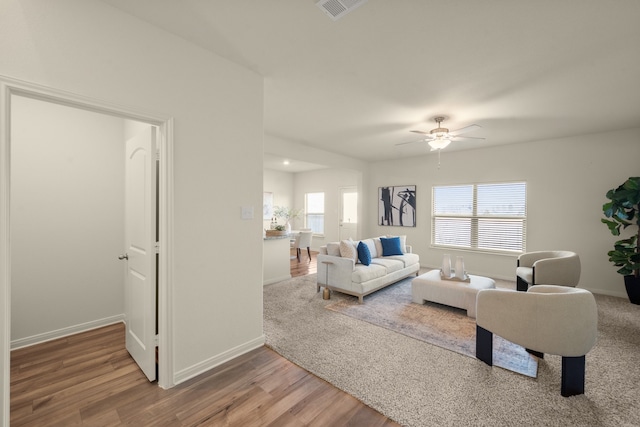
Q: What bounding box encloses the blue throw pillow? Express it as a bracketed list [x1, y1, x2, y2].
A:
[380, 236, 403, 256]
[357, 241, 372, 266]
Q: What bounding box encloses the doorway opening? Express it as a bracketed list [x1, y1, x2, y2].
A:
[0, 77, 174, 420]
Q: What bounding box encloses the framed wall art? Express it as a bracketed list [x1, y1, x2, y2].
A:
[263, 192, 273, 220]
[378, 185, 416, 227]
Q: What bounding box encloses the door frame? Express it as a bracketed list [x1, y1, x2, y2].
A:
[0, 76, 175, 423]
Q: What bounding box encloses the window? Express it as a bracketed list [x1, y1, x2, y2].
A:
[432, 182, 526, 253]
[305, 192, 325, 234]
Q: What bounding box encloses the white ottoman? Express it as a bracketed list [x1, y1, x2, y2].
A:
[411, 269, 496, 318]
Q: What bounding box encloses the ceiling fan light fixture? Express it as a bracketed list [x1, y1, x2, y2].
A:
[428, 138, 451, 150]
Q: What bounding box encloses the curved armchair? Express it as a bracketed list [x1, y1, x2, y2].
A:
[516, 251, 581, 291]
[475, 285, 598, 396]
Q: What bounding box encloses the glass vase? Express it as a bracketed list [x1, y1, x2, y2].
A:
[441, 254, 452, 277]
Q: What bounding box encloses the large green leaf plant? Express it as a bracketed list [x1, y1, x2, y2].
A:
[602, 177, 640, 277]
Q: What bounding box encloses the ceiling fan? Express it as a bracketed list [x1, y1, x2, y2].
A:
[396, 116, 484, 151]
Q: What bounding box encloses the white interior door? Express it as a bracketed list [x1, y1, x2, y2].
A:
[123, 127, 157, 381]
[339, 187, 358, 241]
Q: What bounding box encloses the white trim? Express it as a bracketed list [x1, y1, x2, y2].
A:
[263, 274, 292, 286]
[10, 315, 125, 350]
[0, 78, 11, 427]
[0, 75, 176, 422]
[173, 336, 266, 385]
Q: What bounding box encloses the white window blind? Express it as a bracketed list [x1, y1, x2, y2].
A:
[432, 182, 526, 253]
[305, 192, 325, 234]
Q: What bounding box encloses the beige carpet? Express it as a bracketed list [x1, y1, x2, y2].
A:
[263, 273, 640, 427]
[325, 276, 538, 377]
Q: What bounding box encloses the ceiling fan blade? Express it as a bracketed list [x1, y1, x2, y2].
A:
[410, 130, 430, 135]
[452, 135, 486, 141]
[449, 124, 481, 136]
[395, 139, 427, 147]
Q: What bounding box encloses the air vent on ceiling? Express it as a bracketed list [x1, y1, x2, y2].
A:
[316, 0, 368, 21]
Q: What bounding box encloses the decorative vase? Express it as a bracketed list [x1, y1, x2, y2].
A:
[455, 256, 465, 279]
[442, 254, 452, 277]
[285, 221, 292, 233]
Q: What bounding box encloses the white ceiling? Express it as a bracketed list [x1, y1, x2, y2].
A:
[101, 0, 640, 165]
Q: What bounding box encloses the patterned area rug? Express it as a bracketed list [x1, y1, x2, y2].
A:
[325, 276, 538, 377]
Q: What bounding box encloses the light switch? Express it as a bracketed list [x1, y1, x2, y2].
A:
[241, 206, 254, 220]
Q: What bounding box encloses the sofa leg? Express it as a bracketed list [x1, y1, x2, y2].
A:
[476, 325, 493, 366]
[561, 355, 586, 397]
[516, 276, 529, 292]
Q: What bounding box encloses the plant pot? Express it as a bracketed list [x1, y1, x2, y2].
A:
[624, 275, 640, 305]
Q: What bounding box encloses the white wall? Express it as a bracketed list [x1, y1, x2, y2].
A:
[263, 169, 293, 229]
[293, 168, 361, 249]
[0, 0, 264, 408]
[10, 95, 125, 346]
[366, 127, 640, 297]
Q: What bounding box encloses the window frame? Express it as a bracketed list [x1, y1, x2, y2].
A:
[431, 181, 527, 255]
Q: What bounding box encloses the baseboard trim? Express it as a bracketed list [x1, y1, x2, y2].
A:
[263, 274, 291, 286]
[174, 335, 266, 385]
[10, 314, 125, 350]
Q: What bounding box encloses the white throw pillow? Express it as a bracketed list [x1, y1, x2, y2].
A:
[373, 236, 385, 257]
[339, 238, 358, 262]
[326, 242, 341, 257]
[361, 238, 378, 258]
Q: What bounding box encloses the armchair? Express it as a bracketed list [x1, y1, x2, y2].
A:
[516, 250, 581, 291]
[475, 285, 598, 396]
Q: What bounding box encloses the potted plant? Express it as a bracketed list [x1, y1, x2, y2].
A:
[273, 206, 303, 233]
[601, 176, 640, 304]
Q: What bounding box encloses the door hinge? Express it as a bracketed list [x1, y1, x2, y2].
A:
[154, 334, 159, 346]
[155, 241, 160, 254]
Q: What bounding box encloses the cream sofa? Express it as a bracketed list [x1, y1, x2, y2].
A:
[317, 236, 420, 303]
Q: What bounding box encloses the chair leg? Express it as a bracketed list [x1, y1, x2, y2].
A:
[526, 348, 544, 359]
[476, 325, 493, 366]
[307, 246, 311, 260]
[517, 276, 529, 292]
[297, 248, 300, 262]
[561, 355, 586, 397]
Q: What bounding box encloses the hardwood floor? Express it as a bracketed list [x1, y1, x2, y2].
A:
[290, 249, 318, 277]
[11, 261, 398, 426]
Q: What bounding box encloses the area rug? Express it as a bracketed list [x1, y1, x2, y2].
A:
[324, 275, 538, 378]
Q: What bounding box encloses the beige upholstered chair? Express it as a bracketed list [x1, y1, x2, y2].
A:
[475, 285, 598, 396]
[516, 251, 581, 291]
[292, 231, 313, 262]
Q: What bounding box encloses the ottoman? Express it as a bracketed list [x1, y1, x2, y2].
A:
[411, 269, 496, 318]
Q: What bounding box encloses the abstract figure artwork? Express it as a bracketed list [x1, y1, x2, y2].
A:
[378, 185, 416, 227]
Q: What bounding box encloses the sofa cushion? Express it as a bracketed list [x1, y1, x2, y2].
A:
[360, 238, 378, 258]
[383, 253, 420, 268]
[351, 263, 387, 284]
[340, 238, 358, 262]
[380, 236, 403, 256]
[326, 242, 341, 257]
[370, 257, 405, 274]
[357, 241, 372, 266]
[373, 237, 384, 257]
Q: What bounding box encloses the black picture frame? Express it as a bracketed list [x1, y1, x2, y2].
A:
[378, 185, 416, 227]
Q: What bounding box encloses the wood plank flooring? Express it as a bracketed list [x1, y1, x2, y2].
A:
[11, 257, 398, 426]
[290, 249, 318, 278]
